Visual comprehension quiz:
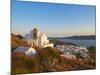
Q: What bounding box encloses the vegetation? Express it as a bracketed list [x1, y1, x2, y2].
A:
[87, 46, 96, 53]
[87, 46, 96, 67]
[12, 46, 96, 74]
[11, 52, 43, 75]
[11, 46, 60, 74]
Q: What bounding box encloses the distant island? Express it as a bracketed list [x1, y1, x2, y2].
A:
[48, 35, 96, 40]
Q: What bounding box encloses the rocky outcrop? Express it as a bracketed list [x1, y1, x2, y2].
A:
[11, 33, 28, 50]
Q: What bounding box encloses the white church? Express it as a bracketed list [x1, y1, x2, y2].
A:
[25, 28, 54, 48]
[14, 28, 54, 56]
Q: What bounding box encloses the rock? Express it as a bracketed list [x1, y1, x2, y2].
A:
[60, 54, 76, 60]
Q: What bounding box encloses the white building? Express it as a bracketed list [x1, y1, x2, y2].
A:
[56, 45, 89, 59]
[25, 47, 37, 56]
[14, 46, 37, 56]
[25, 28, 53, 48]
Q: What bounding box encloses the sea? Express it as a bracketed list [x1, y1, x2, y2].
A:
[57, 39, 96, 47]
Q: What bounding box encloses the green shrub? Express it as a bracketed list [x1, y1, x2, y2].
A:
[40, 47, 60, 71]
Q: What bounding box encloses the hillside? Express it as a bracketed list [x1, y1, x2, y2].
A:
[11, 33, 29, 50]
[12, 46, 96, 74]
[49, 39, 77, 46]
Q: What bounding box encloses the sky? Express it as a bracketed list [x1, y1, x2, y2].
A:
[12, 0, 96, 37]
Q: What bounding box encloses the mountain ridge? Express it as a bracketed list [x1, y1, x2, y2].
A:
[48, 35, 96, 40]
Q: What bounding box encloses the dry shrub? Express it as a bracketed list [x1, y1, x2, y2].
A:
[51, 54, 96, 72]
[12, 47, 60, 74]
[34, 47, 60, 72]
[11, 52, 45, 75]
[11, 33, 29, 51]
